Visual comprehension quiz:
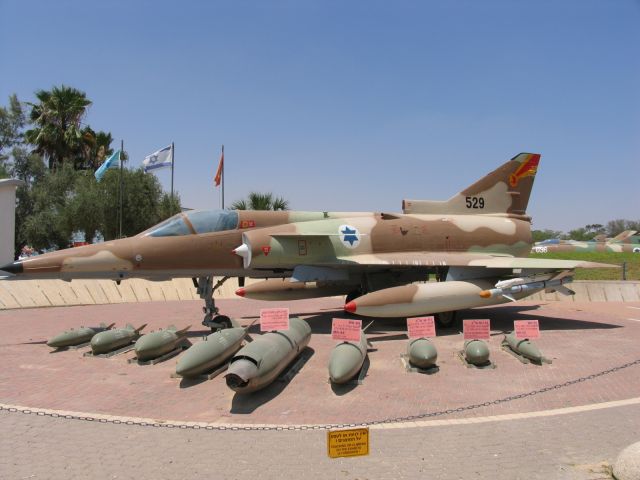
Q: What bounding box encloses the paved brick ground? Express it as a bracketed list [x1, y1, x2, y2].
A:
[1, 299, 639, 426]
[1, 402, 639, 479]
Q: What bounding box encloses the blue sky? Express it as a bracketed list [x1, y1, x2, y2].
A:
[1, 0, 638, 232]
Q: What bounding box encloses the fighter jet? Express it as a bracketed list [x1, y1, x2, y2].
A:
[0, 153, 614, 326]
[531, 230, 640, 254]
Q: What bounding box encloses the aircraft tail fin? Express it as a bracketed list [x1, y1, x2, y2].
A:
[134, 324, 148, 334]
[402, 152, 540, 217]
[175, 325, 191, 335]
[609, 230, 638, 243]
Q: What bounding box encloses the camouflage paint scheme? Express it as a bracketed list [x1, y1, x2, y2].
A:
[531, 230, 640, 254]
[0, 153, 616, 320]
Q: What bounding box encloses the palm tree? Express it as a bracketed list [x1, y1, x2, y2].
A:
[24, 85, 93, 170]
[230, 192, 289, 210]
[80, 127, 114, 169]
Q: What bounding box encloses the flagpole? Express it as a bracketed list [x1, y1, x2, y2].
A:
[221, 144, 225, 209]
[171, 142, 175, 204]
[119, 139, 124, 239]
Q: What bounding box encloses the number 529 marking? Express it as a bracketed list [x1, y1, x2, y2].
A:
[465, 196, 485, 209]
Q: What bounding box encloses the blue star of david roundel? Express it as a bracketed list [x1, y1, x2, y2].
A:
[339, 224, 360, 249]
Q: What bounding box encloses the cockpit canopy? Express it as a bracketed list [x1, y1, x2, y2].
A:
[144, 210, 239, 237]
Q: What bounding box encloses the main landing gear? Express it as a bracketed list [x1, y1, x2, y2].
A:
[435, 311, 458, 328]
[194, 276, 232, 331]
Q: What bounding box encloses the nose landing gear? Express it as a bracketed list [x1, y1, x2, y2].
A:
[194, 276, 233, 331]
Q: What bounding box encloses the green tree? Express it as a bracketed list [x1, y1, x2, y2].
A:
[607, 219, 640, 237]
[96, 167, 178, 240]
[12, 148, 47, 257]
[0, 94, 26, 177]
[158, 192, 181, 219]
[22, 164, 79, 250]
[24, 85, 93, 170]
[230, 192, 289, 210]
[81, 126, 114, 170]
[531, 229, 563, 243]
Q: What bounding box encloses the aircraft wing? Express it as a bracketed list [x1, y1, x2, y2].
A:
[334, 252, 617, 270]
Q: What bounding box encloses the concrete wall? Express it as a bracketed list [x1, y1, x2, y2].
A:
[0, 278, 638, 310]
[0, 179, 24, 266]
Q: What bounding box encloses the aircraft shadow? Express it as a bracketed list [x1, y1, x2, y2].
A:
[265, 305, 623, 337]
[229, 302, 623, 340]
[460, 305, 623, 331]
[229, 347, 315, 414]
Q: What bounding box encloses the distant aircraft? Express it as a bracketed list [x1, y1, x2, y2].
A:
[531, 230, 640, 254]
[1, 153, 614, 328]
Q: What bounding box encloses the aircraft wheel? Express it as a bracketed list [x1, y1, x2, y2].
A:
[435, 311, 457, 327]
[215, 315, 232, 330]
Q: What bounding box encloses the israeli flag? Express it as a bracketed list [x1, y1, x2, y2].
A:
[94, 150, 121, 182]
[143, 145, 173, 172]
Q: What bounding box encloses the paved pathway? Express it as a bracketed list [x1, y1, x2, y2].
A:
[2, 300, 640, 479]
[2, 402, 638, 479]
[2, 300, 640, 426]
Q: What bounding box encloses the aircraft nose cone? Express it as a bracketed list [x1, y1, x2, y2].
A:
[344, 301, 357, 313]
[0, 261, 23, 275]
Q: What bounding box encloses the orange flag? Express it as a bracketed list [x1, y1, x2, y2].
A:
[214, 150, 224, 187]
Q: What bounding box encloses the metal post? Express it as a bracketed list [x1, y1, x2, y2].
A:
[170, 142, 175, 205]
[119, 140, 124, 239]
[622, 261, 627, 281]
[221, 144, 225, 209]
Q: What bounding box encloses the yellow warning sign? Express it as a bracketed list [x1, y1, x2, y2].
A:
[327, 427, 369, 458]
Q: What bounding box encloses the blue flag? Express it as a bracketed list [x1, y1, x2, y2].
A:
[94, 150, 121, 182]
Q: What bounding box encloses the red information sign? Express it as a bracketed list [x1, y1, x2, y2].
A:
[407, 316, 436, 339]
[514, 320, 540, 339]
[260, 308, 290, 331]
[331, 318, 362, 342]
[463, 319, 491, 340]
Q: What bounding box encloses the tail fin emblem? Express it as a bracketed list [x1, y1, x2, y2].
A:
[509, 154, 540, 187]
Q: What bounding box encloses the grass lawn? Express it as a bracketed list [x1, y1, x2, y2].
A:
[528, 251, 640, 281]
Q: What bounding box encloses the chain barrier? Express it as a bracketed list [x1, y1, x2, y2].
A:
[2, 358, 639, 432]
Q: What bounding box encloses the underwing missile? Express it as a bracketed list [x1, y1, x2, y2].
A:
[235, 278, 353, 301]
[47, 323, 115, 349]
[479, 275, 575, 302]
[90, 323, 147, 354]
[503, 333, 542, 363]
[344, 280, 508, 318]
[175, 327, 247, 378]
[464, 339, 490, 366]
[407, 338, 438, 369]
[225, 317, 311, 394]
[134, 325, 191, 361]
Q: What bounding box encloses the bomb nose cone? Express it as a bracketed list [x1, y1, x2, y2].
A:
[0, 261, 23, 275]
[329, 361, 352, 384]
[225, 359, 258, 388]
[235, 287, 246, 297]
[47, 335, 64, 348]
[344, 301, 357, 313]
[134, 336, 155, 357]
